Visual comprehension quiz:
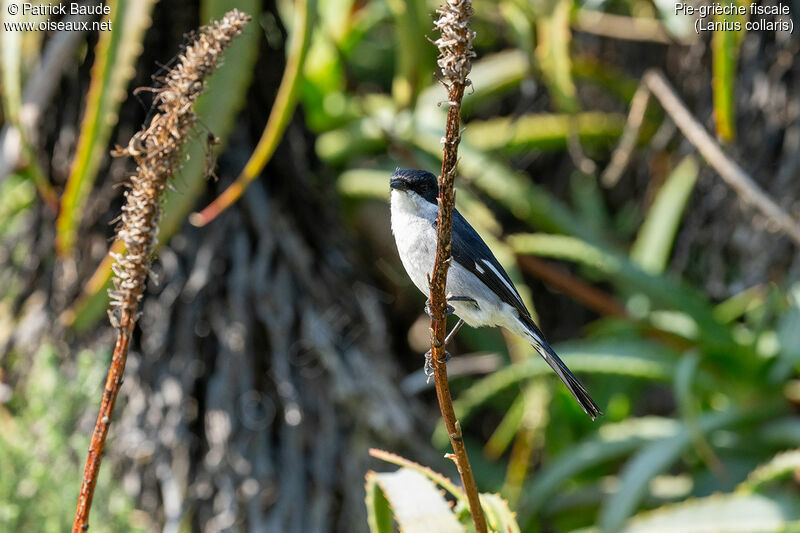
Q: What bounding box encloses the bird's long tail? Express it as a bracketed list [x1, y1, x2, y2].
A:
[519, 315, 602, 420]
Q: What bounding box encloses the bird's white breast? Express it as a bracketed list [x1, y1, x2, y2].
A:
[390, 189, 520, 329]
[390, 190, 438, 294]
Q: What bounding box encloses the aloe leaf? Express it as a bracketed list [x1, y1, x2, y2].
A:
[369, 449, 466, 503]
[481, 493, 522, 533]
[599, 409, 751, 533]
[337, 168, 393, 199]
[499, 1, 534, 61]
[535, 0, 578, 113]
[65, 0, 261, 331]
[630, 155, 699, 274]
[503, 381, 550, 507]
[365, 472, 394, 533]
[56, 0, 156, 255]
[713, 284, 766, 324]
[1, 3, 23, 120]
[522, 417, 681, 516]
[622, 492, 800, 533]
[368, 468, 464, 533]
[775, 284, 800, 368]
[509, 233, 734, 347]
[673, 350, 720, 475]
[434, 339, 677, 447]
[316, 115, 389, 165]
[571, 171, 611, 232]
[740, 449, 800, 493]
[415, 49, 530, 120]
[572, 55, 638, 104]
[760, 418, 800, 448]
[190, 0, 314, 226]
[711, 1, 746, 142]
[484, 393, 525, 460]
[411, 127, 604, 242]
[386, 0, 432, 106]
[463, 112, 624, 153]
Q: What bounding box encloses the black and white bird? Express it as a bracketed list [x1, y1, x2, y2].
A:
[390, 168, 601, 420]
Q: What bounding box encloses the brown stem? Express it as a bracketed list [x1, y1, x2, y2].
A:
[72, 314, 135, 532]
[428, 2, 485, 531]
[428, 86, 487, 533]
[70, 11, 250, 531]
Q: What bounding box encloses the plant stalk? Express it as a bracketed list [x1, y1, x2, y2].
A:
[427, 1, 486, 532]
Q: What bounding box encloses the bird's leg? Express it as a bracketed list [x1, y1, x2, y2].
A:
[423, 295, 476, 376]
[424, 298, 454, 320]
[444, 318, 465, 345]
[424, 295, 478, 319]
[424, 317, 466, 377]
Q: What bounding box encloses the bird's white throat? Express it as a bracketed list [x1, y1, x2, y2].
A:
[390, 190, 438, 294]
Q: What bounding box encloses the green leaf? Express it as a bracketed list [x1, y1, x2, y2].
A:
[365, 472, 394, 533]
[713, 284, 766, 324]
[630, 155, 699, 274]
[369, 449, 466, 504]
[463, 112, 624, 154]
[623, 492, 800, 533]
[673, 350, 720, 475]
[56, 0, 156, 255]
[367, 468, 464, 533]
[386, 0, 432, 106]
[740, 449, 800, 493]
[419, 49, 531, 118]
[484, 393, 525, 460]
[599, 409, 751, 533]
[0, 5, 23, 121]
[481, 493, 522, 533]
[434, 339, 678, 447]
[711, 0, 746, 142]
[535, 0, 578, 113]
[411, 128, 604, 242]
[522, 416, 681, 515]
[508, 233, 734, 348]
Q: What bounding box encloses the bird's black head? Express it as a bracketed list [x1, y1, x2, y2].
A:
[390, 169, 439, 204]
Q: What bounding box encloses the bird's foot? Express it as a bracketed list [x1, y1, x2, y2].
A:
[424, 299, 454, 320]
[424, 295, 477, 319]
[424, 349, 452, 377]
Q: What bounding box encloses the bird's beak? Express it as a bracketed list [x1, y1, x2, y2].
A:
[390, 178, 408, 191]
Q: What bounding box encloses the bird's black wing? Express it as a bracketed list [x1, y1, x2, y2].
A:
[448, 209, 534, 322]
[447, 210, 600, 419]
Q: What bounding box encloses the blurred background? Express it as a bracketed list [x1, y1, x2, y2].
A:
[2, 0, 800, 531]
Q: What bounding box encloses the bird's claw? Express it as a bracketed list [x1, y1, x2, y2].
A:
[424, 299, 454, 320]
[424, 349, 452, 377]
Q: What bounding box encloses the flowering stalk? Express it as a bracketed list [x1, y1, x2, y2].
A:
[72, 10, 250, 532]
[426, 1, 486, 532]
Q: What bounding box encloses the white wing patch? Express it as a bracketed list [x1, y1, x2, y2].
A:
[482, 259, 524, 306]
[475, 262, 485, 274]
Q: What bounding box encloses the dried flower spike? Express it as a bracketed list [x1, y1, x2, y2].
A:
[73, 10, 250, 533]
[109, 9, 250, 326]
[433, 0, 476, 87]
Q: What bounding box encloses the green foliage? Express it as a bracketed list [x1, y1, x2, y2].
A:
[366, 453, 522, 533]
[630, 156, 699, 274]
[621, 492, 800, 533]
[0, 346, 139, 532]
[56, 0, 157, 255]
[2, 0, 797, 530]
[68, 0, 262, 331]
[316, 0, 800, 529]
[711, 0, 746, 142]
